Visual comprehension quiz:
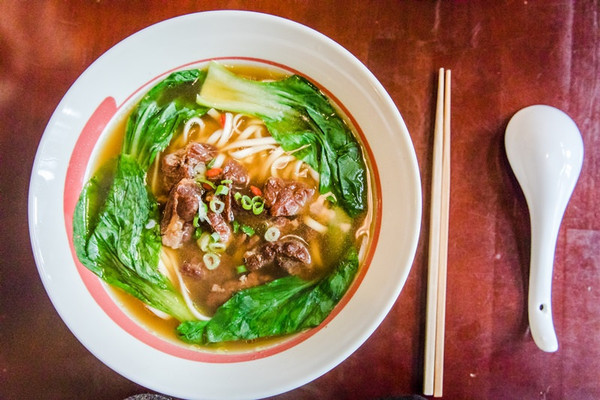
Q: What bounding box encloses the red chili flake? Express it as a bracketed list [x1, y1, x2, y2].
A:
[250, 185, 262, 197]
[205, 167, 223, 178]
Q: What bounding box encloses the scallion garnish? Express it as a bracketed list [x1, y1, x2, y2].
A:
[203, 253, 220, 270]
[215, 184, 229, 196]
[209, 198, 225, 213]
[208, 241, 226, 253]
[264, 226, 280, 242]
[241, 225, 255, 236]
[236, 264, 248, 274]
[241, 195, 253, 210]
[197, 232, 211, 252]
[196, 177, 216, 189]
[197, 201, 208, 222]
[210, 232, 221, 242]
[251, 196, 265, 215]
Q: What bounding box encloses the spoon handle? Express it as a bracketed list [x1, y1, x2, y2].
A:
[528, 210, 560, 352]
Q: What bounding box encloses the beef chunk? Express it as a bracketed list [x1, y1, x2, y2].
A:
[276, 239, 312, 276]
[206, 210, 232, 243]
[222, 160, 249, 222]
[181, 258, 204, 278]
[161, 179, 203, 249]
[244, 242, 277, 272]
[206, 159, 249, 188]
[222, 159, 249, 188]
[161, 142, 217, 190]
[271, 216, 300, 236]
[222, 187, 234, 223]
[243, 237, 312, 277]
[263, 177, 315, 217]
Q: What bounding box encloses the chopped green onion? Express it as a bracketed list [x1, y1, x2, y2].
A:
[208, 242, 226, 253]
[241, 195, 253, 210]
[209, 198, 225, 213]
[253, 202, 265, 215]
[193, 214, 200, 228]
[236, 264, 248, 274]
[264, 226, 280, 242]
[215, 184, 229, 196]
[252, 196, 265, 215]
[234, 192, 242, 201]
[210, 232, 221, 242]
[193, 227, 203, 240]
[198, 202, 208, 222]
[241, 225, 255, 236]
[232, 220, 240, 233]
[196, 177, 216, 189]
[206, 158, 216, 168]
[220, 179, 233, 185]
[197, 232, 211, 252]
[203, 253, 220, 270]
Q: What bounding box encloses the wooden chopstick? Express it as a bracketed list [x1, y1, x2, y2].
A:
[424, 68, 451, 397]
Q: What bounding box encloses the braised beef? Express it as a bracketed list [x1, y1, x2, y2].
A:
[221, 159, 249, 188]
[263, 177, 315, 216]
[206, 210, 232, 243]
[244, 242, 277, 271]
[161, 142, 217, 190]
[276, 239, 313, 276]
[181, 258, 205, 278]
[271, 216, 300, 236]
[161, 179, 203, 249]
[243, 237, 312, 277]
[222, 187, 234, 223]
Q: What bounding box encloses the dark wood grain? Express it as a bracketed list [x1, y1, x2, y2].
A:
[1, 1, 599, 399]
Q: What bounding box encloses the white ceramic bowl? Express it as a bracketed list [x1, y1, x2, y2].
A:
[28, 11, 421, 400]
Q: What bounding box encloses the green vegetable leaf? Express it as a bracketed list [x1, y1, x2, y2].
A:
[123, 69, 208, 170]
[176, 247, 359, 344]
[74, 155, 194, 321]
[73, 69, 209, 322]
[196, 62, 367, 217]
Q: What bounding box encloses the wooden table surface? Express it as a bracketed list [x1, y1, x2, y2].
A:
[1, 1, 599, 399]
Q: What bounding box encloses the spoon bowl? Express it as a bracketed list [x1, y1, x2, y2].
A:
[505, 104, 583, 352]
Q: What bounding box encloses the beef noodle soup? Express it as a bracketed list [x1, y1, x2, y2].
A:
[74, 62, 375, 349]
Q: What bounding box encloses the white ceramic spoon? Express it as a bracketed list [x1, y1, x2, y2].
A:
[505, 105, 584, 352]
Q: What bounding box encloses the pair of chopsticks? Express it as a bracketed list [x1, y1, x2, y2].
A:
[423, 68, 451, 397]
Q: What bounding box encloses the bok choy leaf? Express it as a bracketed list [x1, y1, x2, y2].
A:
[196, 62, 367, 217]
[176, 247, 359, 344]
[73, 70, 207, 321]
